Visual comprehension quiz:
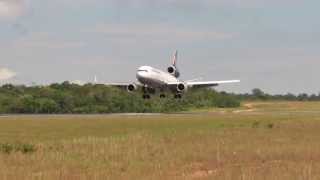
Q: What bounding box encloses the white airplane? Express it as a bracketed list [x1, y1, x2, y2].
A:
[109, 51, 240, 99]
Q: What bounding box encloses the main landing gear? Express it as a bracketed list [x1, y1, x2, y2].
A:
[143, 94, 181, 99]
[141, 85, 182, 99]
[143, 94, 151, 99]
[174, 94, 182, 99]
[160, 94, 166, 98]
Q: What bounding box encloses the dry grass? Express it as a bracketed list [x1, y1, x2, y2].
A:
[0, 101, 320, 179]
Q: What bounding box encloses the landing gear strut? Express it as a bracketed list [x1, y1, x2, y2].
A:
[174, 94, 182, 99]
[142, 86, 151, 99]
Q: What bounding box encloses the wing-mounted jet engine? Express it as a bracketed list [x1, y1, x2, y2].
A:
[176, 83, 188, 92]
[127, 84, 138, 92]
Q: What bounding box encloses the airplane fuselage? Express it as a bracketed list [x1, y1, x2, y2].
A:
[136, 66, 179, 89]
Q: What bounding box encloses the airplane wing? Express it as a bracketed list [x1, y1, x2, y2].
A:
[104, 83, 131, 87]
[103, 82, 143, 91]
[187, 80, 240, 88]
[168, 80, 240, 88]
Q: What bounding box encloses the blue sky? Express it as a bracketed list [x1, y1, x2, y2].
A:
[0, 0, 319, 94]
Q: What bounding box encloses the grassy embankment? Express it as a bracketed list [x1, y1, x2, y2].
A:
[0, 101, 320, 179]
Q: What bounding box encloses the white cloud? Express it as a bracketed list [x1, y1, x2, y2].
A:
[0, 68, 16, 80]
[57, 0, 302, 9]
[91, 24, 234, 43]
[0, 0, 25, 19]
[9, 32, 86, 50]
[16, 40, 85, 49]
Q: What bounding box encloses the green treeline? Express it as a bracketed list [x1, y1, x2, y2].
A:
[1, 83, 318, 114]
[235, 88, 320, 101]
[0, 82, 240, 114]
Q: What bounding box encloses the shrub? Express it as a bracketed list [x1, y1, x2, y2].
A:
[267, 123, 274, 129]
[252, 121, 260, 128]
[0, 143, 36, 154]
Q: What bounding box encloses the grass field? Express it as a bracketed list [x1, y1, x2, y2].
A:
[1, 101, 320, 180]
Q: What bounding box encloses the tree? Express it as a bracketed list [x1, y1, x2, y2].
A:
[37, 98, 59, 113]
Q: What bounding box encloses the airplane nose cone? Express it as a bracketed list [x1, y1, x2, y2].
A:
[136, 71, 146, 80]
[136, 71, 144, 78]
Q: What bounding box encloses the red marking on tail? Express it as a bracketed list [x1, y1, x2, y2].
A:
[172, 50, 178, 66]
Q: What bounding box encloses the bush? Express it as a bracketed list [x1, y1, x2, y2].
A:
[267, 123, 274, 129]
[0, 143, 36, 154]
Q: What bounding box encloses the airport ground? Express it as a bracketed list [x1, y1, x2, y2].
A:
[0, 101, 320, 180]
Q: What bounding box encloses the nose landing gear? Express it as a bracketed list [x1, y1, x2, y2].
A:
[142, 85, 151, 99]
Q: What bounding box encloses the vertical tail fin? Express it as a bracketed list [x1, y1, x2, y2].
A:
[172, 50, 178, 67]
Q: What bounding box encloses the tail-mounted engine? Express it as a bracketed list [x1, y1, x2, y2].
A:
[167, 66, 180, 78]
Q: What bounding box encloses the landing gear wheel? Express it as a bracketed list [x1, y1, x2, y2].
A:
[160, 94, 166, 98]
[143, 94, 151, 99]
[174, 94, 182, 99]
